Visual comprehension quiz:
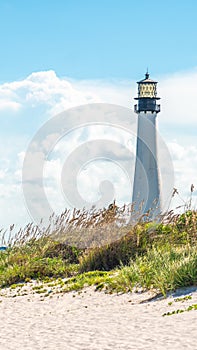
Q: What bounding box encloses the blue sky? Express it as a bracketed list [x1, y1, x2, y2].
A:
[0, 1, 197, 229]
[0, 0, 197, 82]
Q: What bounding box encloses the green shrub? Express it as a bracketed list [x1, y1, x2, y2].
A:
[0, 257, 78, 287]
[43, 242, 81, 263]
[79, 224, 151, 271]
[106, 245, 197, 295]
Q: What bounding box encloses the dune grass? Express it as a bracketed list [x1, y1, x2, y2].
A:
[0, 203, 196, 296]
[104, 245, 197, 296]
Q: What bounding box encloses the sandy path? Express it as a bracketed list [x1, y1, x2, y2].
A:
[0, 286, 196, 350]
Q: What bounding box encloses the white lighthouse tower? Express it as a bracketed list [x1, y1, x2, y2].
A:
[132, 72, 161, 218]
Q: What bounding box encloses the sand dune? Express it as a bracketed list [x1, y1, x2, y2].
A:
[0, 285, 196, 350]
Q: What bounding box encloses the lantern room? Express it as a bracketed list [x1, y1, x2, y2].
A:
[134, 72, 160, 113]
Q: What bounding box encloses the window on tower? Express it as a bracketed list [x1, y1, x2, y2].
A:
[138, 83, 157, 98]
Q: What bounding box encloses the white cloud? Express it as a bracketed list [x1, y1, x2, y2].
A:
[0, 100, 21, 111]
[43, 126, 135, 212]
[0, 70, 100, 116]
[159, 69, 197, 126]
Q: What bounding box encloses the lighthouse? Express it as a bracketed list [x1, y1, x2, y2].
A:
[132, 72, 161, 218]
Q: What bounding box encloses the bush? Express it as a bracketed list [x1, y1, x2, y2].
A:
[106, 245, 197, 295]
[80, 224, 154, 271]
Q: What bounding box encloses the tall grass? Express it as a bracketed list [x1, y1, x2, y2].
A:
[0, 200, 196, 295]
[105, 245, 197, 296]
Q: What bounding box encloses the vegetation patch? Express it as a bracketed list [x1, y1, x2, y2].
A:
[0, 203, 196, 298]
[162, 304, 197, 316]
[62, 271, 111, 292]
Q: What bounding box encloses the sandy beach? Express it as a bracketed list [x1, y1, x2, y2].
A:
[0, 284, 196, 350]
